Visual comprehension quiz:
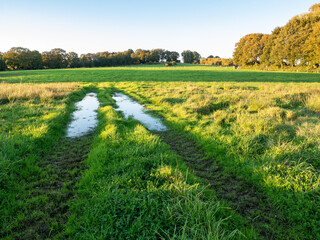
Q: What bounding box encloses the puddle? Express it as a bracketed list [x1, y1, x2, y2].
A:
[66, 92, 99, 138]
[112, 92, 167, 131]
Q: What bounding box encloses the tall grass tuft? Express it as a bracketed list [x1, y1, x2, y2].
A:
[0, 83, 79, 103]
[305, 94, 320, 112]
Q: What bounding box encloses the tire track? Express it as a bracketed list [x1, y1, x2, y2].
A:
[156, 130, 287, 240]
[16, 135, 94, 239]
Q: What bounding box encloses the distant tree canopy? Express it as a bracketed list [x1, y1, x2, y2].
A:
[163, 50, 180, 62]
[129, 49, 179, 63]
[3, 47, 43, 70]
[182, 50, 201, 64]
[207, 55, 220, 58]
[200, 57, 233, 66]
[233, 3, 320, 70]
[0, 47, 198, 71]
[67, 52, 80, 68]
[42, 48, 68, 69]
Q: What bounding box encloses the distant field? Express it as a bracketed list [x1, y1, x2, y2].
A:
[1, 64, 320, 84]
[1, 65, 319, 239]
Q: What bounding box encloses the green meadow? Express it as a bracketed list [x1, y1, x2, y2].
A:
[1, 65, 320, 83]
[1, 65, 319, 239]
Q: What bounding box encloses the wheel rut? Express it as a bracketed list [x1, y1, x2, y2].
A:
[16, 135, 94, 239]
[156, 130, 286, 240]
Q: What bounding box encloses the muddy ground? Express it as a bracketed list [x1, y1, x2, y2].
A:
[16, 135, 94, 239]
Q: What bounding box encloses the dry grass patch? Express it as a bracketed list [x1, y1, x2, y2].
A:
[0, 83, 79, 102]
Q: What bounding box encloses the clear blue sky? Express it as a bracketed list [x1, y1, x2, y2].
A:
[1, 0, 319, 58]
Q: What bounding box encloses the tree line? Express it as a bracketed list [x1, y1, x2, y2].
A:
[200, 56, 234, 66]
[233, 3, 320, 71]
[0, 47, 202, 71]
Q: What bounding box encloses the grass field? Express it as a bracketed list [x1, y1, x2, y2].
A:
[1, 65, 319, 239]
[1, 65, 320, 84]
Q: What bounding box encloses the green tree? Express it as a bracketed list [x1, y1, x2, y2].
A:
[131, 49, 149, 64]
[4, 47, 28, 69]
[3, 47, 43, 70]
[122, 49, 134, 65]
[80, 53, 94, 67]
[181, 50, 194, 63]
[152, 49, 165, 62]
[193, 51, 201, 63]
[42, 48, 68, 68]
[146, 50, 160, 63]
[182, 50, 201, 64]
[67, 52, 80, 68]
[28, 50, 43, 69]
[0, 52, 6, 71]
[164, 50, 179, 62]
[207, 55, 220, 58]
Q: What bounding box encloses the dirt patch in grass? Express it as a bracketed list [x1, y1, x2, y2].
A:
[156, 130, 286, 239]
[15, 135, 94, 239]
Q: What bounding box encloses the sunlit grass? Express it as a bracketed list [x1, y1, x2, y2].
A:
[1, 64, 319, 84]
[0, 83, 81, 238]
[305, 93, 320, 112]
[109, 80, 320, 238]
[65, 91, 252, 239]
[1, 66, 320, 239]
[0, 82, 79, 102]
[113, 81, 320, 191]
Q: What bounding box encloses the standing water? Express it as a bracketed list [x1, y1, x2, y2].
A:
[112, 92, 167, 131]
[66, 92, 99, 138]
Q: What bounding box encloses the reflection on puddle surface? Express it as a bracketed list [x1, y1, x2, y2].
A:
[67, 92, 99, 138]
[112, 92, 167, 131]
